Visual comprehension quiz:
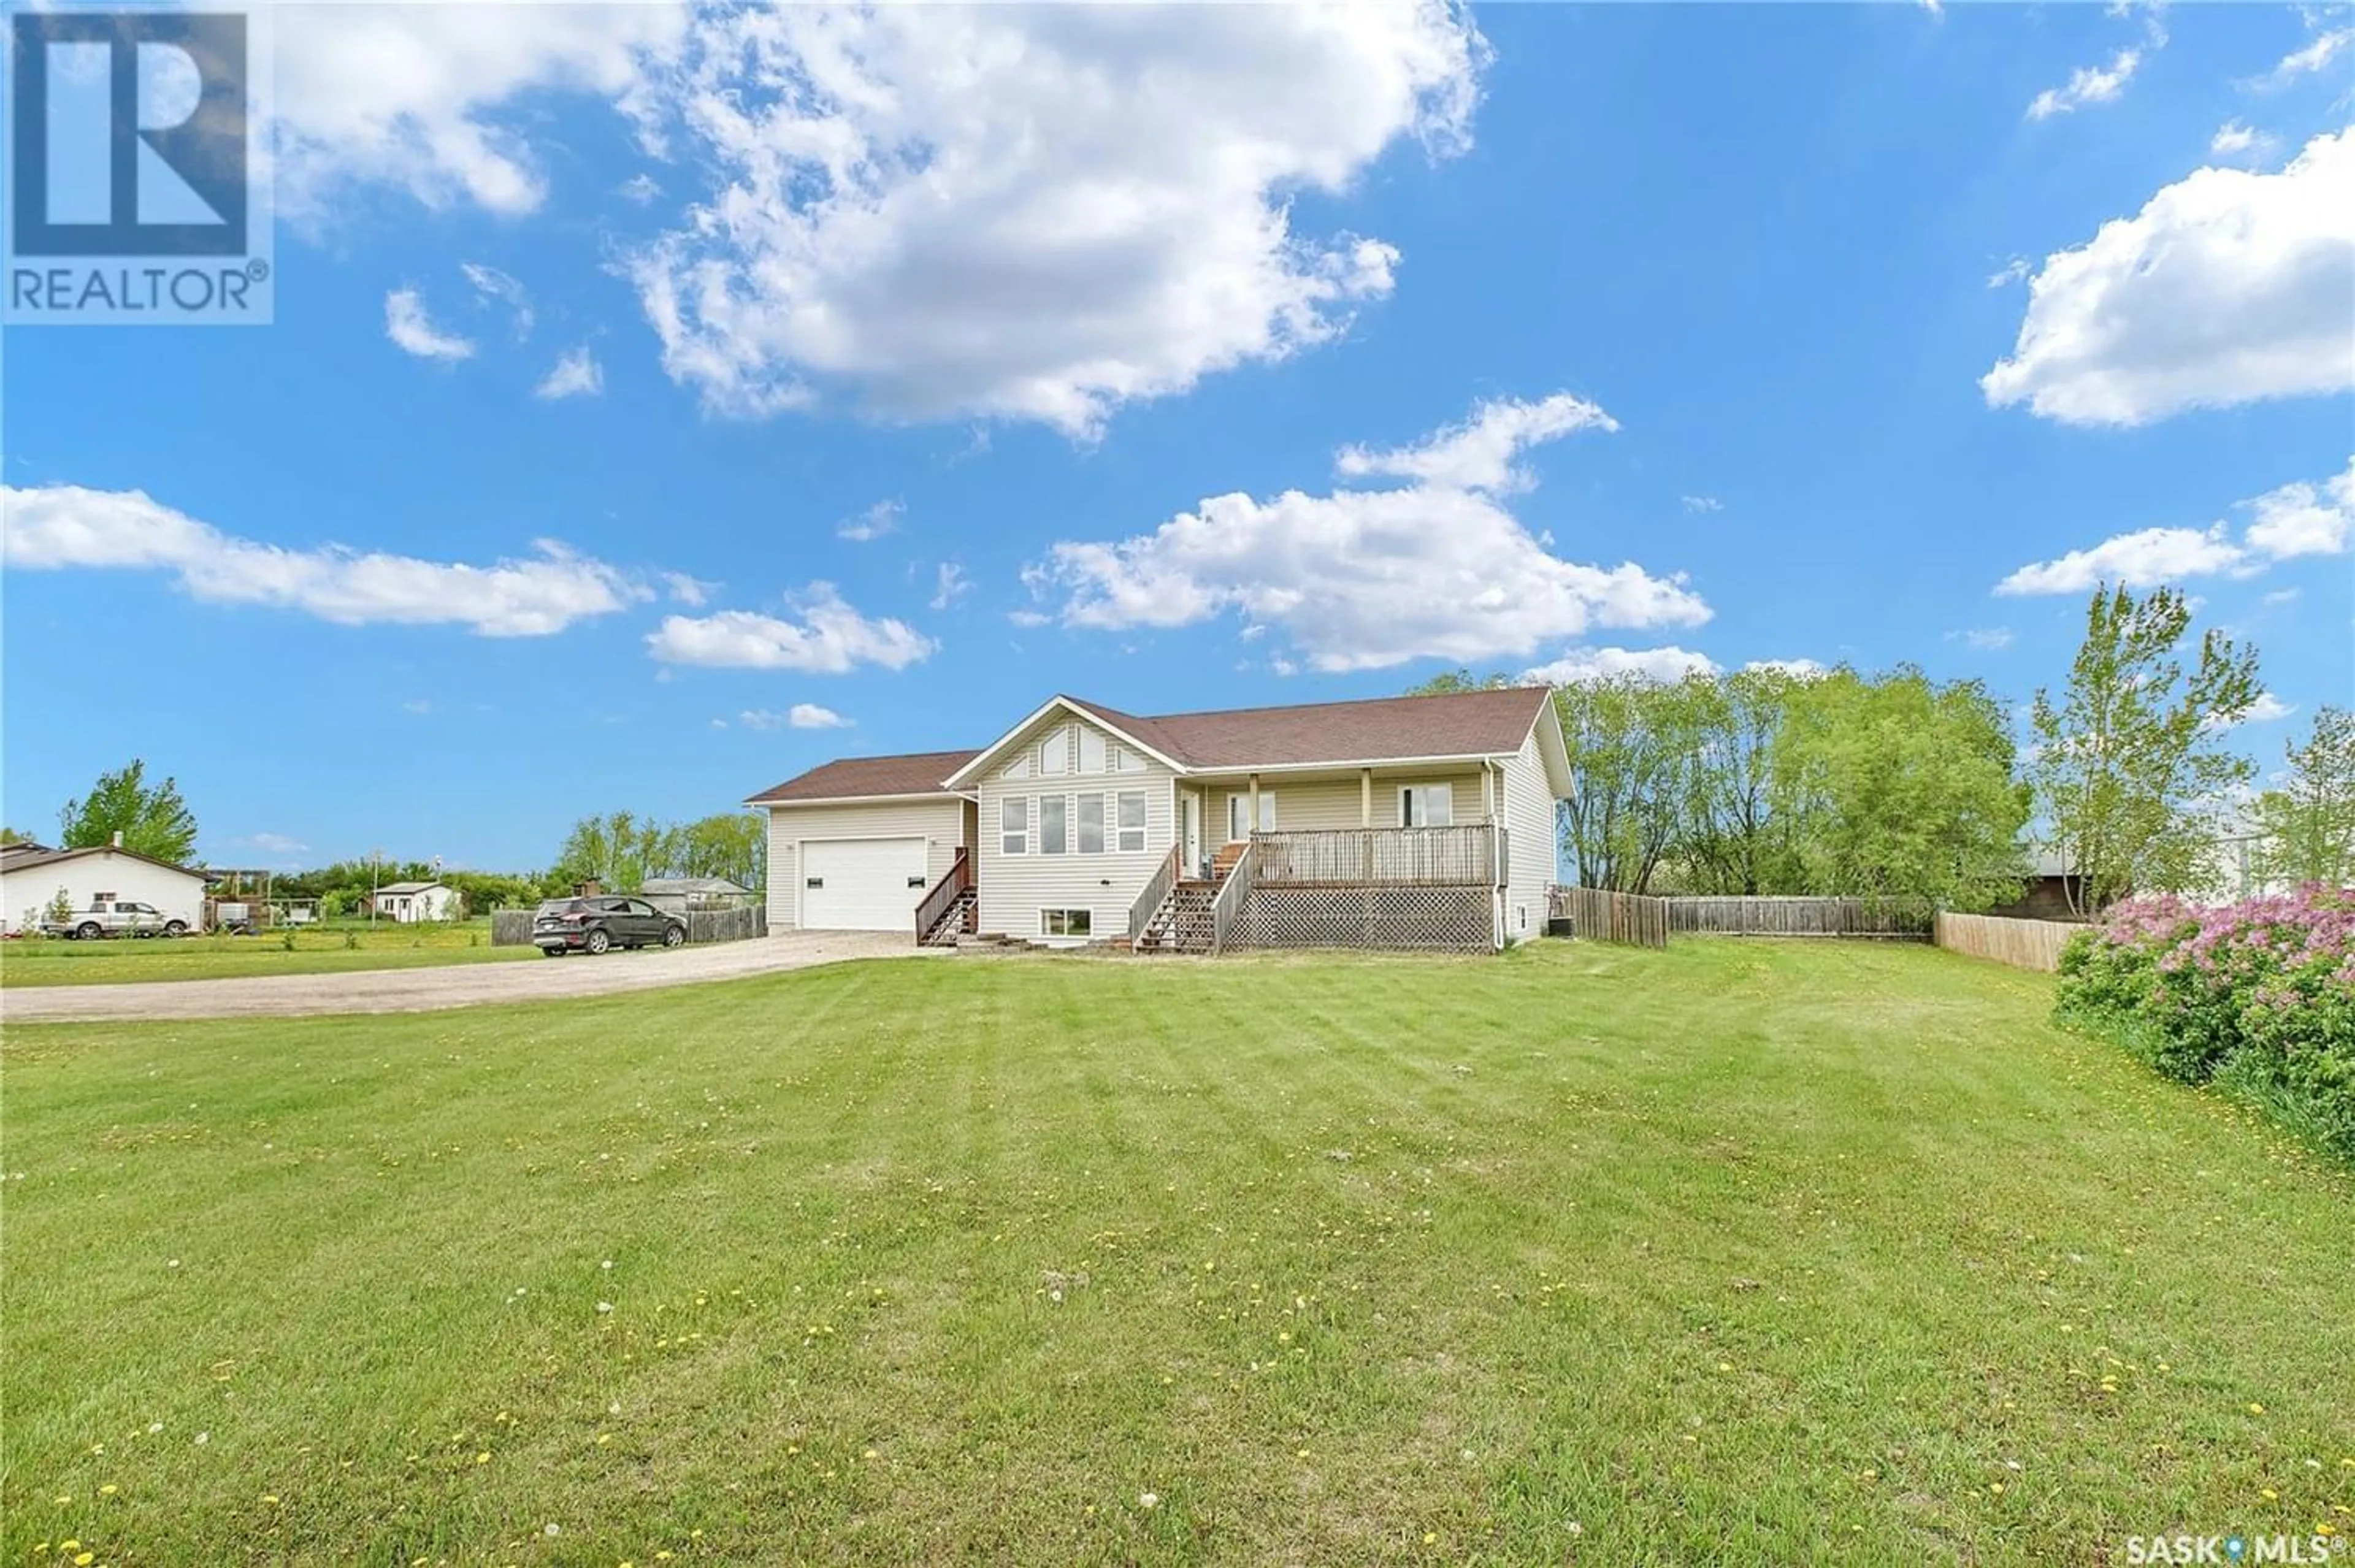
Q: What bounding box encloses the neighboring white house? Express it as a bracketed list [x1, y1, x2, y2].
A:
[635, 876, 755, 918]
[372, 881, 461, 922]
[746, 687, 1572, 952]
[0, 843, 209, 935]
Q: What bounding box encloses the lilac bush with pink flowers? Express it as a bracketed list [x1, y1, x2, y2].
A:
[2056, 884, 2355, 1161]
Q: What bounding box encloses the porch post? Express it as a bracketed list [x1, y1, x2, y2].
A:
[1360, 768, 1372, 827]
[1248, 772, 1261, 838]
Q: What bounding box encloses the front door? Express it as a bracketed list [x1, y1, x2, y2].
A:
[1182, 793, 1204, 878]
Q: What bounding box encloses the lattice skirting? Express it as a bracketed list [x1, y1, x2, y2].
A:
[1237, 885, 1492, 952]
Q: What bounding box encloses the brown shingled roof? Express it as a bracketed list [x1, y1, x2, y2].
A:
[1062, 686, 1550, 770]
[744, 748, 980, 805]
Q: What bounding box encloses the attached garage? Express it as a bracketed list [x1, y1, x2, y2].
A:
[799, 837, 930, 931]
[745, 749, 982, 939]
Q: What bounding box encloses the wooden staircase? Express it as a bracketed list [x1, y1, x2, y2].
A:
[914, 847, 978, 947]
[1133, 843, 1246, 955]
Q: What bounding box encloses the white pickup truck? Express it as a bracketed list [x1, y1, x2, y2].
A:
[40, 900, 190, 939]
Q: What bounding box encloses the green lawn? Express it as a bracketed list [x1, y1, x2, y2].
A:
[0, 920, 535, 986]
[4, 942, 2348, 1566]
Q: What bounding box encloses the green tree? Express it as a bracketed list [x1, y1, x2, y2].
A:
[1554, 676, 1703, 892]
[2029, 585, 2262, 914]
[552, 811, 678, 892]
[2249, 705, 2355, 888]
[1772, 668, 2031, 909]
[1673, 668, 1802, 895]
[1404, 669, 1512, 695]
[58, 760, 199, 865]
[676, 813, 766, 891]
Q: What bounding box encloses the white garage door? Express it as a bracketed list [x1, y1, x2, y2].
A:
[801, 838, 929, 931]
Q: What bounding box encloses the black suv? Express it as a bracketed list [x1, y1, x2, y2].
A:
[532, 896, 687, 956]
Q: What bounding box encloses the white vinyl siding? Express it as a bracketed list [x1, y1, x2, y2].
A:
[1501, 727, 1561, 943]
[975, 711, 1178, 938]
[762, 797, 969, 933]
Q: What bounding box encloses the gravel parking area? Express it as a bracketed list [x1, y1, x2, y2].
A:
[0, 931, 936, 1022]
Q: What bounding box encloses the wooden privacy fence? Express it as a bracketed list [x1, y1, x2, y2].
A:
[1934, 911, 2081, 973]
[491, 905, 767, 947]
[1665, 895, 1933, 939]
[1551, 886, 1670, 949]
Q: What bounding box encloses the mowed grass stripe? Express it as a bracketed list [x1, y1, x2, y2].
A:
[3, 943, 2348, 1565]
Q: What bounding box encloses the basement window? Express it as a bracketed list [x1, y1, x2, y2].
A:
[1040, 908, 1092, 938]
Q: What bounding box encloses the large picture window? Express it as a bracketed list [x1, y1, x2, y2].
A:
[1077, 794, 1106, 854]
[1041, 795, 1069, 855]
[1116, 790, 1147, 853]
[1001, 797, 1029, 855]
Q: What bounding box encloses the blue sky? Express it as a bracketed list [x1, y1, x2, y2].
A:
[4, 1, 2350, 871]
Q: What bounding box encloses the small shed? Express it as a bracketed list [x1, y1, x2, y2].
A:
[635, 876, 754, 917]
[373, 881, 462, 923]
[0, 844, 210, 935]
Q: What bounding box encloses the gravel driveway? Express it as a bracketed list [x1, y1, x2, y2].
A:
[0, 931, 938, 1023]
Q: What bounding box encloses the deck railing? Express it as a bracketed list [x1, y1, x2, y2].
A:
[1208, 841, 1257, 956]
[912, 846, 974, 943]
[1250, 825, 1501, 887]
[1128, 844, 1182, 939]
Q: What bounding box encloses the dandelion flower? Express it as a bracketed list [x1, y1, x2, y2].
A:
[76, 1555, 94, 1567]
[1424, 1532, 1438, 1545]
[53, 1496, 71, 1505]
[99, 1485, 117, 1496]
[475, 1453, 491, 1465]
[2251, 1403, 2267, 1414]
[2263, 1488, 2280, 1500]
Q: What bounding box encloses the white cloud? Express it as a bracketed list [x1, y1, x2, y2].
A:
[837, 500, 902, 543]
[243, 832, 308, 855]
[534, 346, 605, 400]
[2242, 455, 2354, 559]
[1996, 525, 2250, 595]
[1520, 646, 1718, 686]
[385, 288, 475, 361]
[617, 173, 662, 204]
[2207, 691, 2297, 732]
[1, 484, 648, 636]
[461, 262, 533, 337]
[645, 585, 935, 671]
[929, 562, 970, 611]
[660, 572, 716, 606]
[1744, 658, 1832, 679]
[1986, 256, 2031, 289]
[1680, 494, 1724, 513]
[1959, 627, 2016, 651]
[738, 704, 854, 731]
[1027, 394, 1705, 673]
[401, 698, 434, 716]
[1334, 394, 1617, 494]
[2261, 586, 2302, 605]
[2026, 47, 2144, 120]
[1996, 456, 2353, 595]
[2209, 120, 2275, 159]
[1982, 129, 2355, 426]
[2248, 25, 2351, 88]
[271, 6, 690, 220]
[622, 5, 1486, 433]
